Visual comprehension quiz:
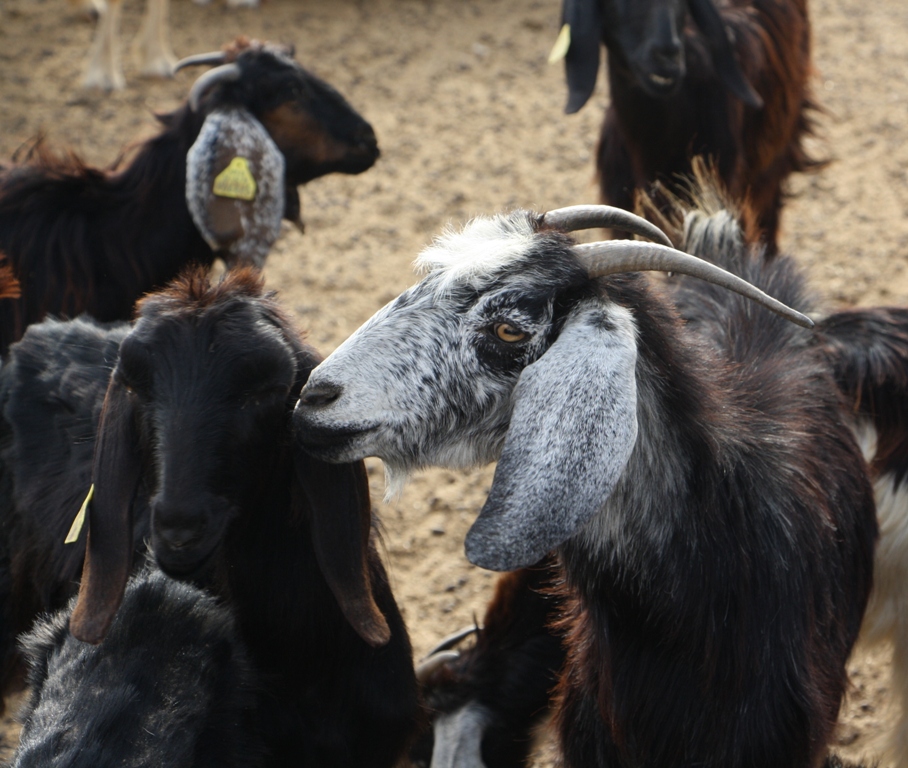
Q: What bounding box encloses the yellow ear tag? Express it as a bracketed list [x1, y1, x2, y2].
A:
[548, 23, 572, 64]
[65, 484, 94, 544]
[212, 157, 258, 201]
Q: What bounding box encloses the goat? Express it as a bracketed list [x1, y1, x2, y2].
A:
[558, 0, 819, 250]
[81, 0, 258, 90]
[411, 558, 565, 768]
[812, 306, 908, 766]
[12, 566, 264, 767]
[0, 267, 419, 767]
[0, 37, 379, 355]
[292, 199, 877, 767]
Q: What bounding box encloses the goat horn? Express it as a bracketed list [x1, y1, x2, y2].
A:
[415, 650, 462, 683]
[423, 625, 482, 659]
[174, 51, 229, 72]
[540, 206, 674, 248]
[575, 240, 815, 329]
[187, 63, 242, 112]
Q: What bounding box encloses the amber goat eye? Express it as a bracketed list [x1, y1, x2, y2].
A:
[494, 323, 528, 343]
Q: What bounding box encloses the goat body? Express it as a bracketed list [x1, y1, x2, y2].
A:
[12, 567, 263, 768]
[0, 268, 418, 766]
[0, 39, 379, 354]
[293, 202, 876, 767]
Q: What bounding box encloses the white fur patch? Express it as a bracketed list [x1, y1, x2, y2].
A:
[430, 703, 490, 768]
[415, 213, 537, 292]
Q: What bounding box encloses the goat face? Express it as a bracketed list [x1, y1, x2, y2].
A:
[223, 43, 379, 185]
[295, 212, 640, 570]
[69, 268, 392, 648]
[114, 300, 297, 577]
[604, 0, 687, 97]
[561, 0, 762, 112]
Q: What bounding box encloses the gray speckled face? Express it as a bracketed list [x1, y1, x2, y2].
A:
[293, 210, 643, 569]
[291, 211, 591, 483]
[293, 272, 556, 481]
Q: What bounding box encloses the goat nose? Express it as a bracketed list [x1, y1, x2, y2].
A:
[300, 381, 342, 408]
[158, 525, 202, 551]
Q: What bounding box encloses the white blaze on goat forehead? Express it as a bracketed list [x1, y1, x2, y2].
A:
[415, 213, 538, 291]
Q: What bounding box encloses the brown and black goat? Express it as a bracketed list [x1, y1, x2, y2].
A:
[408, 304, 908, 768]
[559, 0, 820, 250]
[293, 197, 876, 767]
[0, 268, 419, 768]
[0, 37, 379, 355]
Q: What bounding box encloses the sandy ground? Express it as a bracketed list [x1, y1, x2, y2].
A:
[0, 0, 907, 763]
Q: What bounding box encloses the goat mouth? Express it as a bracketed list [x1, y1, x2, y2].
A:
[294, 422, 377, 461]
[154, 541, 219, 580]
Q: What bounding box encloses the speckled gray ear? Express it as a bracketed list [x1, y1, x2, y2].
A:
[185, 107, 286, 269]
[465, 302, 638, 571]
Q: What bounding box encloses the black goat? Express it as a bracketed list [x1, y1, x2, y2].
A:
[293, 196, 877, 767]
[0, 267, 419, 767]
[0, 316, 130, 699]
[12, 567, 263, 768]
[560, 0, 819, 250]
[0, 37, 379, 354]
[411, 559, 565, 768]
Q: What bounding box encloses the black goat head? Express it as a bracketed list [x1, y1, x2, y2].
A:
[179, 39, 379, 187]
[70, 267, 389, 647]
[560, 0, 762, 112]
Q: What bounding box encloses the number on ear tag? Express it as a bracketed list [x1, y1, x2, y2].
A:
[548, 24, 572, 64]
[65, 484, 94, 544]
[213, 157, 258, 201]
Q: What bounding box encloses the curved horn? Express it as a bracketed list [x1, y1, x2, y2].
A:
[174, 51, 229, 72]
[416, 650, 462, 684]
[540, 205, 674, 248]
[423, 625, 482, 659]
[187, 63, 242, 112]
[575, 240, 814, 329]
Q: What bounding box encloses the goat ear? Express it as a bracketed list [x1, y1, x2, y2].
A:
[185, 107, 286, 269]
[70, 380, 142, 644]
[293, 451, 391, 647]
[688, 0, 764, 109]
[562, 0, 603, 114]
[465, 302, 638, 571]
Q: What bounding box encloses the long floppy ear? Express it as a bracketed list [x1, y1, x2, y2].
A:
[293, 450, 391, 647]
[562, 0, 603, 114]
[70, 380, 142, 644]
[465, 302, 638, 571]
[185, 106, 286, 268]
[688, 0, 764, 108]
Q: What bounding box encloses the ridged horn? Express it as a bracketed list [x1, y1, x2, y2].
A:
[174, 51, 229, 72]
[539, 205, 674, 248]
[575, 240, 815, 329]
[416, 650, 461, 683]
[423, 625, 481, 659]
[187, 63, 242, 112]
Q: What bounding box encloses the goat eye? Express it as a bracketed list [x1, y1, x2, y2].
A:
[494, 323, 528, 343]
